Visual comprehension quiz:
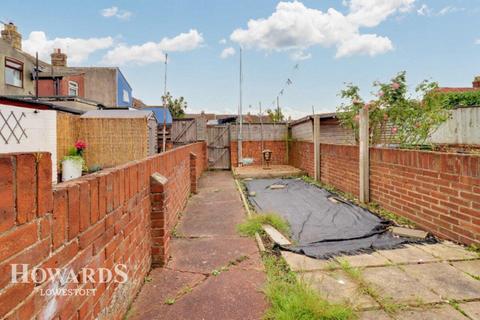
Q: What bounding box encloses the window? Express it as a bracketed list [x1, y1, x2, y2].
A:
[68, 81, 78, 96]
[5, 57, 23, 87]
[123, 89, 130, 103]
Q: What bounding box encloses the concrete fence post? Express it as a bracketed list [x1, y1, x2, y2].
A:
[359, 108, 370, 203]
[190, 152, 198, 194]
[150, 173, 169, 267]
[313, 116, 321, 181]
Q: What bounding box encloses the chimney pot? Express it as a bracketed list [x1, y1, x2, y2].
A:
[1, 22, 22, 50]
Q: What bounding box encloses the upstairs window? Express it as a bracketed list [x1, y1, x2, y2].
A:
[68, 81, 78, 96]
[5, 57, 23, 87]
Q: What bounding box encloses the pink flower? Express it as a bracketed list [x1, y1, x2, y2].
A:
[75, 140, 87, 150]
[378, 91, 384, 97]
[354, 115, 360, 123]
[391, 82, 400, 90]
[352, 98, 361, 105]
[391, 127, 398, 134]
[364, 103, 370, 111]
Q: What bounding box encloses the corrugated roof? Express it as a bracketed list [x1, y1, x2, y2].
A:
[80, 110, 156, 120]
[143, 107, 173, 125]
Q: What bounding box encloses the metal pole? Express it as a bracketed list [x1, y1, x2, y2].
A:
[276, 96, 280, 122]
[35, 52, 39, 99]
[162, 53, 168, 152]
[359, 108, 370, 203]
[237, 47, 243, 166]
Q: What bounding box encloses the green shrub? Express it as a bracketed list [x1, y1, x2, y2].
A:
[237, 213, 290, 237]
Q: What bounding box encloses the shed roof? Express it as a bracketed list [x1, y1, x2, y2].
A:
[143, 107, 173, 125]
[80, 110, 156, 120]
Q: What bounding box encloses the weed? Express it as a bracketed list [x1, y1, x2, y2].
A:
[164, 298, 175, 305]
[237, 213, 290, 238]
[448, 300, 468, 317]
[262, 254, 356, 320]
[144, 276, 152, 283]
[467, 244, 480, 255]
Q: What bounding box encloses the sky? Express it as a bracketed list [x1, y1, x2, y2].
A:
[2, 0, 480, 118]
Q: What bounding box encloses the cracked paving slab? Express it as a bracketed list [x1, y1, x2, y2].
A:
[401, 262, 480, 300]
[394, 305, 469, 320]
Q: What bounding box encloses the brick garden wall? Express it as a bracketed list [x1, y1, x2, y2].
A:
[310, 143, 479, 245]
[230, 141, 287, 167]
[288, 141, 314, 177]
[0, 142, 207, 319]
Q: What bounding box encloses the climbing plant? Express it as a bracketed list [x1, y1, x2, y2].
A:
[336, 71, 450, 146]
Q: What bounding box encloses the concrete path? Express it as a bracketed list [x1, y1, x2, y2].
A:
[283, 242, 480, 319]
[127, 171, 267, 320]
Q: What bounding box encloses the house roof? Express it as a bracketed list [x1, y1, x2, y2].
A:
[80, 109, 156, 120]
[0, 96, 84, 114]
[143, 107, 173, 125]
[435, 87, 480, 93]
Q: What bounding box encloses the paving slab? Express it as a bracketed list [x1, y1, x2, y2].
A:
[377, 245, 439, 264]
[262, 225, 291, 246]
[362, 266, 442, 304]
[414, 243, 478, 261]
[357, 310, 393, 320]
[391, 227, 428, 239]
[401, 262, 480, 300]
[335, 252, 391, 268]
[127, 269, 206, 320]
[394, 305, 468, 320]
[302, 270, 379, 310]
[460, 301, 480, 320]
[154, 268, 267, 320]
[451, 260, 480, 278]
[281, 251, 336, 272]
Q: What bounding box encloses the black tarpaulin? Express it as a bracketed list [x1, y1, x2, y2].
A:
[245, 178, 423, 259]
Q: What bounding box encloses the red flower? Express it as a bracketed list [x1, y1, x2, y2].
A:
[391, 127, 398, 134]
[75, 140, 87, 150]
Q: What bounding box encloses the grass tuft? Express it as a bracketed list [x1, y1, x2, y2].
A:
[263, 254, 356, 320]
[237, 213, 290, 238]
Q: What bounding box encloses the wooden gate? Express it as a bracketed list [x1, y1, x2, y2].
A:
[171, 118, 197, 146]
[207, 125, 231, 169]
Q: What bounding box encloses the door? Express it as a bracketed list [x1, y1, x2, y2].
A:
[207, 125, 231, 169]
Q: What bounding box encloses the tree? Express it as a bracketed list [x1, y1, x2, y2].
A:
[336, 71, 449, 146]
[266, 108, 285, 123]
[162, 92, 187, 118]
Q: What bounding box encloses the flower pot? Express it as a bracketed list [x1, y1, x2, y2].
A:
[62, 158, 83, 182]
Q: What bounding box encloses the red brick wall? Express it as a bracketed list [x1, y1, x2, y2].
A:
[230, 141, 287, 167]
[0, 142, 206, 319]
[318, 144, 360, 197]
[38, 74, 85, 97]
[370, 148, 480, 245]
[288, 141, 314, 177]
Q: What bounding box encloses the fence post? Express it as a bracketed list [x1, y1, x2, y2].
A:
[359, 108, 369, 203]
[313, 116, 321, 181]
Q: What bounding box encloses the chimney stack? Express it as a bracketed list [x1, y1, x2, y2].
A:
[1, 23, 22, 50]
[50, 48, 67, 67]
[473, 76, 480, 89]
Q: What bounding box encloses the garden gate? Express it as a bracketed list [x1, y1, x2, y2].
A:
[207, 125, 231, 169]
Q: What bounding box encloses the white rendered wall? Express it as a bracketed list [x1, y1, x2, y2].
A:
[0, 104, 57, 183]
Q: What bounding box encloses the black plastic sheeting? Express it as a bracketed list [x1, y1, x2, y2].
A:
[245, 178, 428, 259]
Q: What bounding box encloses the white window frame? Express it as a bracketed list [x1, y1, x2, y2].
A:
[5, 57, 23, 88]
[68, 81, 78, 96]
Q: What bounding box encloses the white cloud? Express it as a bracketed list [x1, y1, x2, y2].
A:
[230, 1, 414, 59]
[437, 6, 464, 16]
[219, 38, 227, 44]
[475, 39, 480, 45]
[416, 4, 431, 16]
[102, 29, 204, 65]
[22, 31, 114, 65]
[220, 47, 236, 59]
[101, 6, 132, 20]
[290, 50, 311, 61]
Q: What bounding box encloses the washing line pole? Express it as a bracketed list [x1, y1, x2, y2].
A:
[162, 53, 168, 152]
[238, 47, 243, 166]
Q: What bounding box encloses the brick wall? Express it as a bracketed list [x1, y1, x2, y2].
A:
[320, 144, 360, 197]
[0, 142, 207, 319]
[370, 148, 480, 245]
[230, 141, 287, 167]
[288, 141, 314, 177]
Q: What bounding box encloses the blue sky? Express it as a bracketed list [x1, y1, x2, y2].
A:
[2, 0, 480, 118]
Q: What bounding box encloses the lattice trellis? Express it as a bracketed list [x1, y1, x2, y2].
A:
[0, 110, 28, 144]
